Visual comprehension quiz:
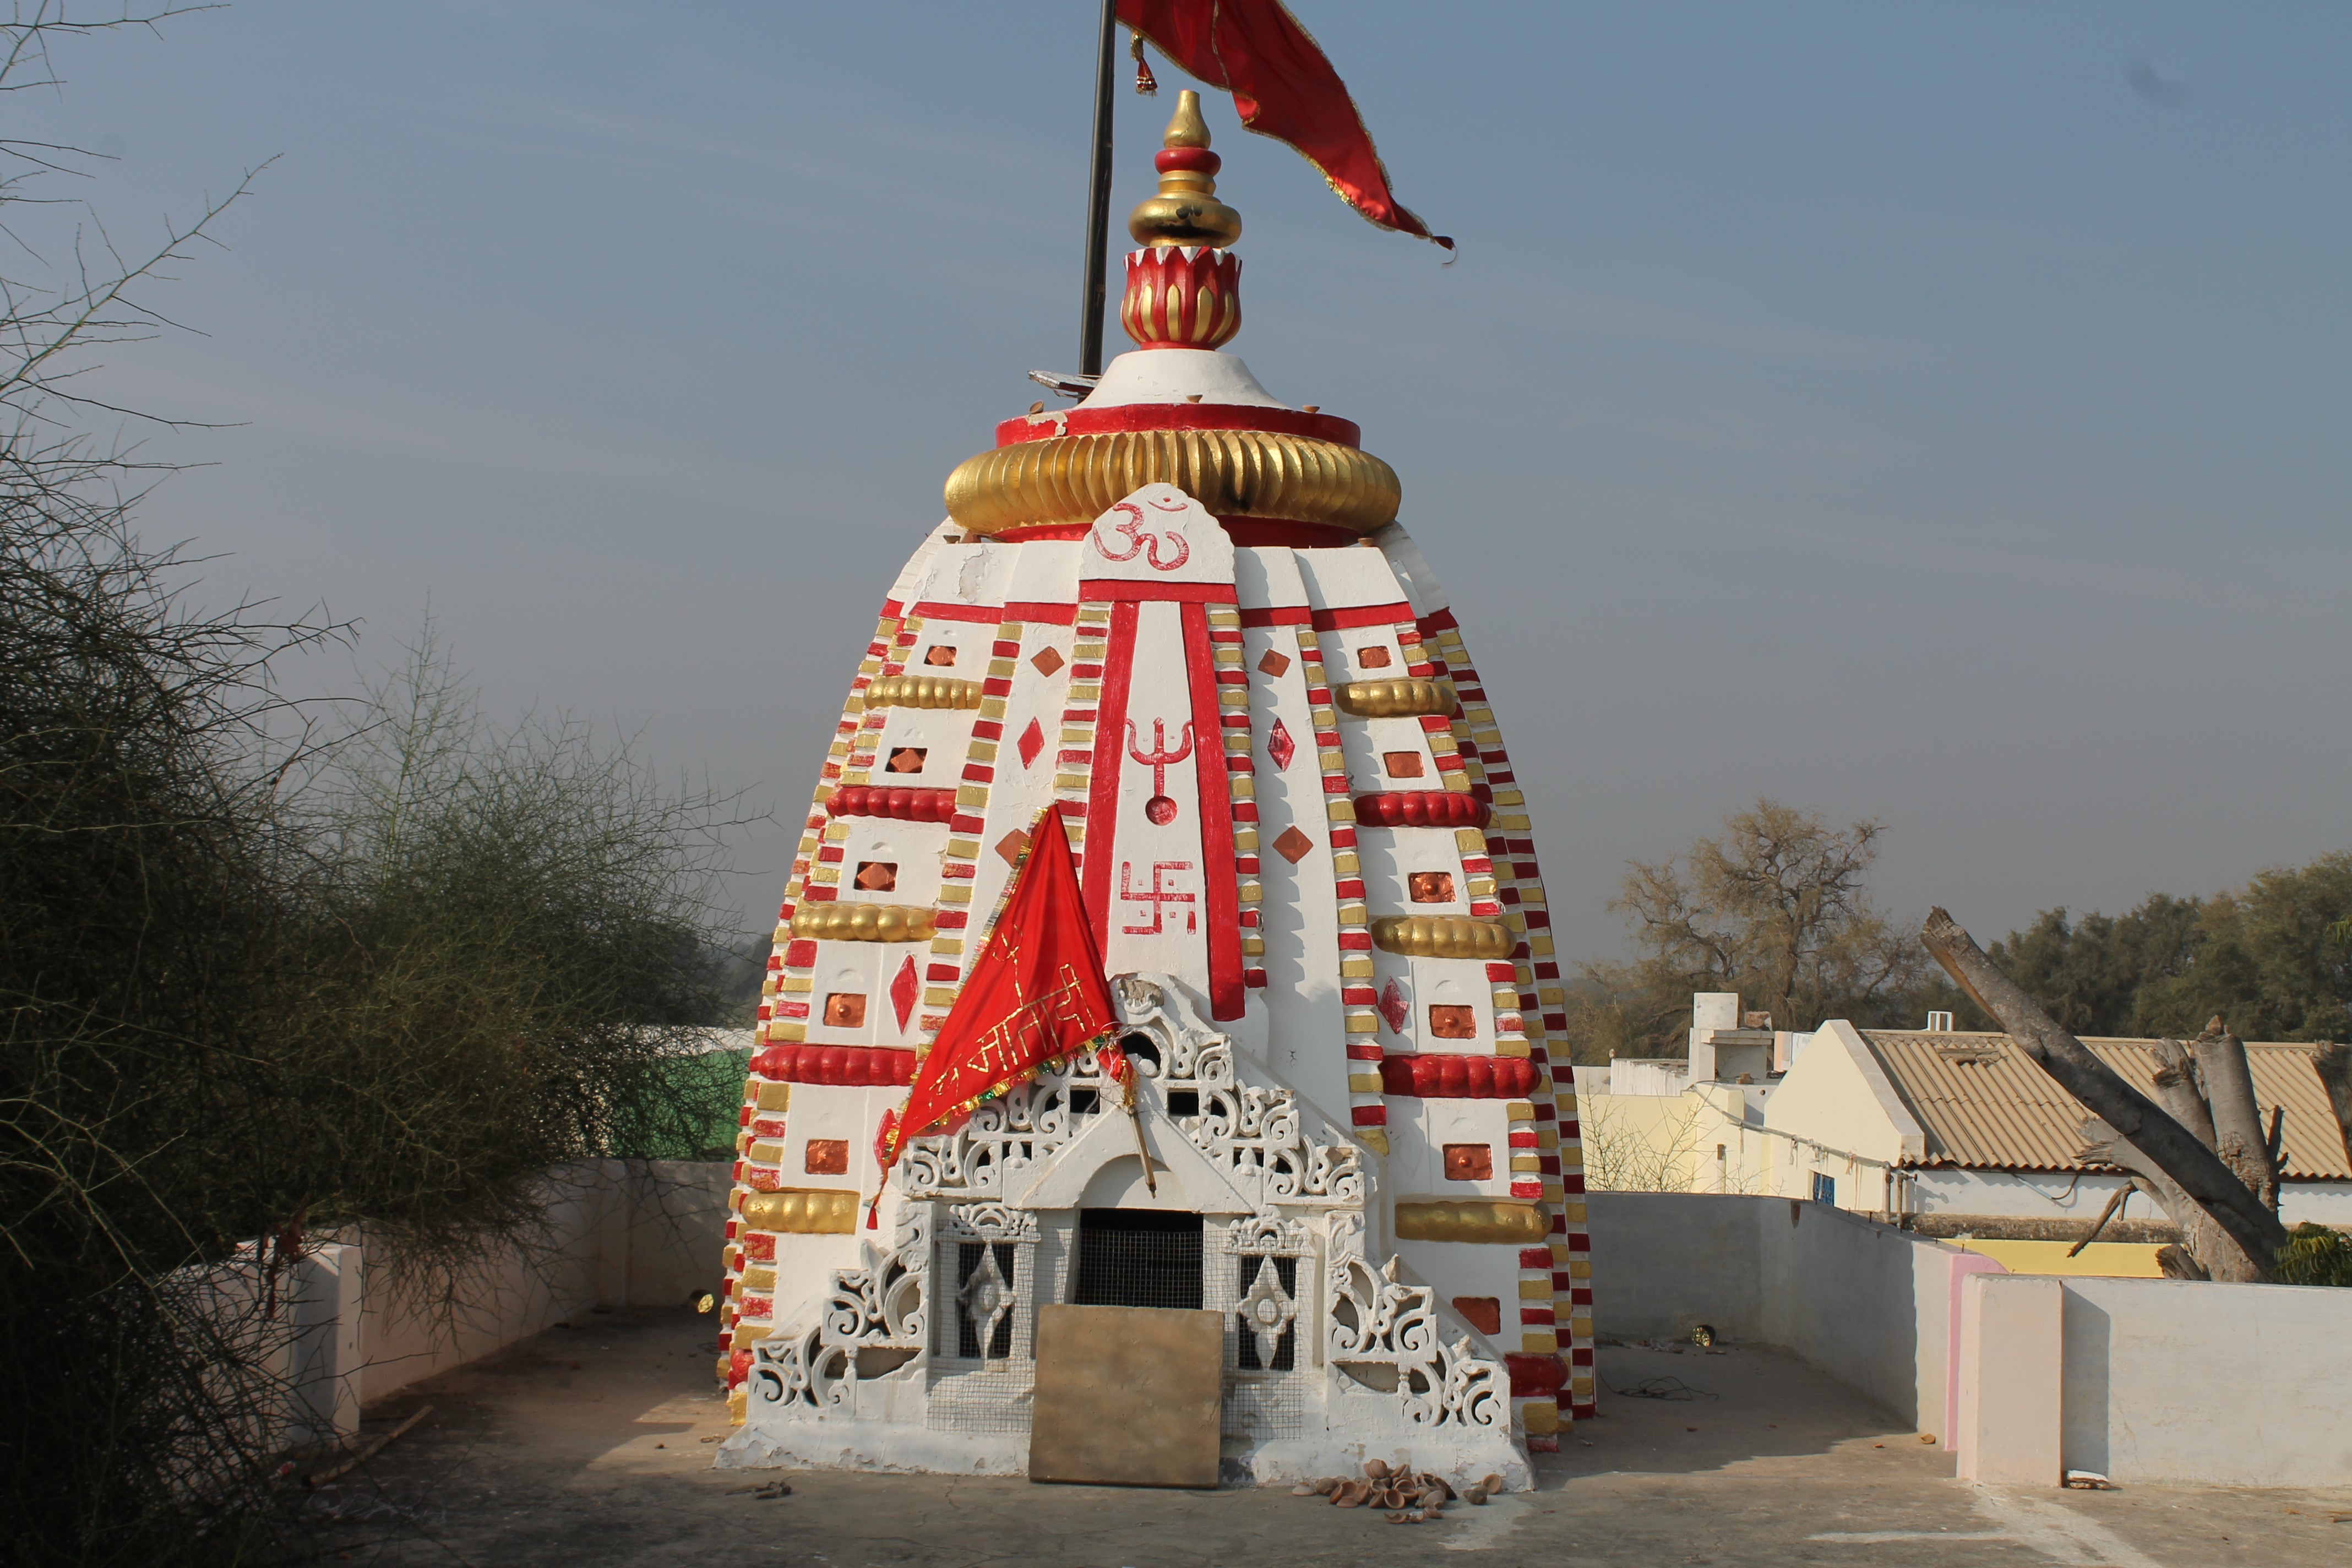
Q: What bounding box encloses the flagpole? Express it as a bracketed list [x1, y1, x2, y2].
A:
[1079, 0, 1119, 377]
[1124, 1093, 1158, 1198]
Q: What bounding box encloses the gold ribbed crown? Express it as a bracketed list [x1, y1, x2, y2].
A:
[1126, 90, 1242, 249]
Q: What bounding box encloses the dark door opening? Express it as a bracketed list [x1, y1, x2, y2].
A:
[1071, 1208, 1202, 1311]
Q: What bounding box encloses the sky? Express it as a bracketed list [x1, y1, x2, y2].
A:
[24, 3, 2350, 970]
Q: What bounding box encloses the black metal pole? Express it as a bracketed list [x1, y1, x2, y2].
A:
[1080, 0, 1119, 377]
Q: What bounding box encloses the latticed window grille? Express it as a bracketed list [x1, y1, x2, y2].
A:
[1071, 1208, 1204, 1310]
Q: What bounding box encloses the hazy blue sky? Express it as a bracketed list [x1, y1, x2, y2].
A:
[31, 3, 2350, 968]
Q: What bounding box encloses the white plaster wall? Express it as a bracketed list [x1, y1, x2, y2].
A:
[2279, 1180, 2352, 1226]
[1585, 1194, 1962, 1436]
[358, 1159, 729, 1403]
[1386, 1097, 1517, 1201]
[1393, 1237, 1522, 1324]
[1760, 1020, 1921, 1172]
[2060, 1276, 2352, 1487]
[1903, 1167, 2137, 1221]
[1234, 549, 1347, 1109]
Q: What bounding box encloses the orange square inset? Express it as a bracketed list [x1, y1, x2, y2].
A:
[1256, 648, 1291, 677]
[1427, 1004, 1477, 1039]
[1384, 750, 1425, 778]
[854, 861, 897, 892]
[804, 1139, 849, 1175]
[1443, 1142, 1494, 1181]
[923, 645, 957, 666]
[1031, 646, 1065, 677]
[1452, 1295, 1502, 1335]
[1356, 645, 1393, 669]
[823, 993, 867, 1028]
[1409, 871, 1456, 903]
[1272, 825, 1315, 864]
[886, 747, 927, 774]
[995, 830, 1031, 865]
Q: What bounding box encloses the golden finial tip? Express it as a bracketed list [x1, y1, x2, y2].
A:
[1164, 88, 1210, 149]
[1128, 89, 1241, 249]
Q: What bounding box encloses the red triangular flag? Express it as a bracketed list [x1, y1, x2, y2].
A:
[1119, 0, 1452, 252]
[871, 804, 1117, 1210]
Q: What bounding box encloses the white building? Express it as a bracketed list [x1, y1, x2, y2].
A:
[1578, 995, 2351, 1268]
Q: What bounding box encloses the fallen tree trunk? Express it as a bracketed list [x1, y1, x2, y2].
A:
[1921, 908, 2290, 1280]
[2075, 1124, 2258, 1280]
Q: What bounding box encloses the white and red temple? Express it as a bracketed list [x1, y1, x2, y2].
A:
[716, 92, 1594, 1484]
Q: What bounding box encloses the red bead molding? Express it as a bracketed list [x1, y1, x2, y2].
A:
[1353, 791, 1494, 829]
[1378, 1054, 1540, 1099]
[826, 785, 960, 823]
[750, 1043, 917, 1087]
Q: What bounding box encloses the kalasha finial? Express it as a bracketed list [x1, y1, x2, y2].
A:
[1120, 91, 1243, 351]
[1127, 90, 1242, 248]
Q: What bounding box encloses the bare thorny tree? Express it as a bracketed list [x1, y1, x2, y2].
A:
[1, 9, 753, 1561]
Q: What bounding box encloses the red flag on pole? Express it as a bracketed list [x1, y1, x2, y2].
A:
[1118, 0, 1451, 252]
[869, 804, 1119, 1223]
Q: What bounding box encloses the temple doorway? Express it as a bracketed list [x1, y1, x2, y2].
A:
[1071, 1208, 1203, 1311]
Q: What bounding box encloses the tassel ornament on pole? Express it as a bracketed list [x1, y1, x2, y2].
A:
[1131, 31, 1157, 95]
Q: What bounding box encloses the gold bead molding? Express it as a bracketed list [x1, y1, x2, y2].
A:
[1393, 1200, 1549, 1246]
[739, 1188, 861, 1235]
[863, 674, 983, 710]
[788, 903, 938, 943]
[1333, 678, 1460, 718]
[1370, 914, 1515, 960]
[943, 428, 1401, 537]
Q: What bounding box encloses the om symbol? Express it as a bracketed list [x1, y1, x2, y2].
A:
[1093, 501, 1191, 573]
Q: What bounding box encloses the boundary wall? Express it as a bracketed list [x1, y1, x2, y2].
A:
[257, 1159, 729, 1439]
[1587, 1193, 2352, 1487]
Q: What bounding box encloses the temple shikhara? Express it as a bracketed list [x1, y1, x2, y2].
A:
[716, 84, 1594, 1486]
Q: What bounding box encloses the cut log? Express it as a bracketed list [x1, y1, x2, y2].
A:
[2313, 1042, 2352, 1171]
[2193, 1017, 2279, 1213]
[1921, 908, 2289, 1280]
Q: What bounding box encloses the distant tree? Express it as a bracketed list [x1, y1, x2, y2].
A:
[1567, 799, 1942, 1060]
[1983, 854, 2351, 1043]
[1984, 896, 2204, 1037]
[2133, 853, 2352, 1041]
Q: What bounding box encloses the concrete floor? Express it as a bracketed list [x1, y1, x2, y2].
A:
[321, 1306, 2349, 1566]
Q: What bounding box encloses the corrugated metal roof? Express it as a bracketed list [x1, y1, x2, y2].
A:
[1857, 1031, 2350, 1180]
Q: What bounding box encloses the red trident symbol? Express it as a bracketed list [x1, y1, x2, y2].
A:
[1125, 718, 1195, 825]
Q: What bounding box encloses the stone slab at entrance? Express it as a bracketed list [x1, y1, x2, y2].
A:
[1028, 1304, 1223, 1488]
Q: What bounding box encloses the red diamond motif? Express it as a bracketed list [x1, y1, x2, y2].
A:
[890, 954, 920, 1031]
[1272, 825, 1314, 864]
[1267, 717, 1297, 771]
[1017, 717, 1045, 769]
[1256, 647, 1291, 678]
[1379, 979, 1409, 1035]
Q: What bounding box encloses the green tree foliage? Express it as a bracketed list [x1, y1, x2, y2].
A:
[1986, 854, 2352, 1042]
[2275, 1223, 2352, 1288]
